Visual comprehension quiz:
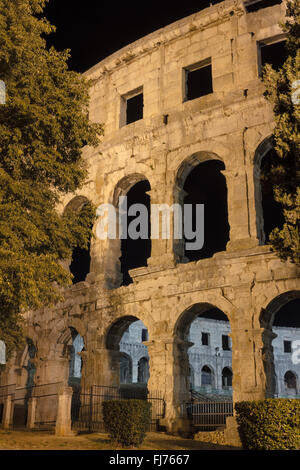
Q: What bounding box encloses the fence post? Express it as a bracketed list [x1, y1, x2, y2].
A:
[26, 396, 37, 429]
[55, 385, 74, 436]
[2, 394, 13, 429]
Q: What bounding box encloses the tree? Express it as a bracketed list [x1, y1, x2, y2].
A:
[262, 0, 300, 265]
[0, 0, 103, 357]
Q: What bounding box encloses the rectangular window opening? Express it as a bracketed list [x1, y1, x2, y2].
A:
[120, 87, 143, 127]
[222, 335, 231, 351]
[245, 0, 282, 13]
[201, 332, 210, 346]
[141, 329, 148, 342]
[258, 39, 287, 75]
[284, 340, 292, 353]
[184, 59, 213, 101]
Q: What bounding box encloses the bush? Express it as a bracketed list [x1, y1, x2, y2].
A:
[235, 399, 300, 450]
[102, 399, 152, 447]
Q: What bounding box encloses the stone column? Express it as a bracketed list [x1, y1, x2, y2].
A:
[147, 186, 177, 269]
[2, 394, 13, 429]
[146, 335, 192, 433]
[81, 348, 120, 389]
[224, 167, 259, 252]
[26, 396, 37, 430]
[231, 327, 267, 403]
[55, 385, 74, 436]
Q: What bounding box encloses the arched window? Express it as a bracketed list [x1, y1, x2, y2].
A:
[254, 139, 284, 244]
[284, 371, 297, 391]
[175, 155, 229, 262]
[64, 196, 93, 284]
[201, 366, 213, 386]
[120, 179, 151, 285]
[222, 367, 233, 388]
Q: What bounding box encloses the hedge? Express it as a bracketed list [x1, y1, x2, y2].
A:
[102, 399, 152, 447]
[235, 399, 300, 450]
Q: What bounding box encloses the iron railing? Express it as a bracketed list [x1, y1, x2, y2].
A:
[71, 385, 165, 433]
[182, 400, 234, 430]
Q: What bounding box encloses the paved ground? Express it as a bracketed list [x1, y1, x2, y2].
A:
[0, 429, 240, 450]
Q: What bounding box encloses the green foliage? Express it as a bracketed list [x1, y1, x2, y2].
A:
[0, 0, 103, 357]
[262, 0, 300, 265]
[102, 399, 152, 447]
[235, 399, 300, 450]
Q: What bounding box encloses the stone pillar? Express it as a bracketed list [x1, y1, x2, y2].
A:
[147, 186, 177, 269]
[26, 397, 37, 430]
[2, 394, 13, 429]
[231, 327, 267, 403]
[55, 385, 74, 436]
[224, 167, 259, 252]
[146, 335, 192, 434]
[81, 348, 120, 389]
[132, 359, 138, 383]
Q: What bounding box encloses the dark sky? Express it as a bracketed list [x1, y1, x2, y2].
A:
[43, 1, 223, 73]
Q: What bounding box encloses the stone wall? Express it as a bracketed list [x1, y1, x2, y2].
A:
[1, 0, 300, 434]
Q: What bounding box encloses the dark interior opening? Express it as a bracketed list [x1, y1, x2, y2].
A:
[126, 93, 143, 124]
[120, 180, 151, 286]
[70, 244, 91, 284]
[260, 40, 287, 73]
[273, 299, 300, 328]
[199, 308, 229, 322]
[185, 63, 213, 101]
[183, 160, 229, 261]
[260, 148, 285, 243]
[246, 0, 282, 13]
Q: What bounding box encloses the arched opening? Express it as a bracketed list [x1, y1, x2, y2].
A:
[64, 196, 93, 284]
[254, 139, 285, 244]
[175, 155, 229, 262]
[222, 367, 233, 389]
[68, 328, 85, 387]
[119, 179, 151, 285]
[261, 292, 300, 398]
[176, 303, 233, 401]
[201, 365, 214, 387]
[284, 371, 298, 394]
[107, 317, 150, 395]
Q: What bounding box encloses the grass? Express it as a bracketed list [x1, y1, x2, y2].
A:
[0, 429, 240, 451]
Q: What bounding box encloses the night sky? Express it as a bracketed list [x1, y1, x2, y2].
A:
[43, 1, 223, 73]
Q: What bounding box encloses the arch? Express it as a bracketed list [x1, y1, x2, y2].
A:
[64, 195, 90, 215]
[176, 302, 231, 341]
[106, 316, 141, 351]
[260, 291, 300, 398]
[175, 302, 232, 400]
[260, 290, 300, 329]
[106, 316, 150, 388]
[284, 370, 298, 391]
[174, 151, 224, 190]
[253, 136, 284, 244]
[106, 174, 152, 287]
[222, 367, 233, 388]
[173, 152, 229, 262]
[63, 195, 93, 284]
[201, 365, 215, 387]
[112, 173, 150, 208]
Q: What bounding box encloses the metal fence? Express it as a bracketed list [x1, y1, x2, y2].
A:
[182, 400, 233, 430]
[71, 385, 165, 433]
